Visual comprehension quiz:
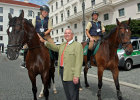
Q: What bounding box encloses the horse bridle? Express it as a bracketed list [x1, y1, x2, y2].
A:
[7, 23, 25, 51]
[118, 26, 131, 50]
[7, 20, 41, 50]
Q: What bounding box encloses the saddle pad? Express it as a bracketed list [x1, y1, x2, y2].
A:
[83, 41, 101, 56]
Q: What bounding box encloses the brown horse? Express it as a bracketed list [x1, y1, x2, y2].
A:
[6, 10, 53, 100]
[82, 18, 133, 100]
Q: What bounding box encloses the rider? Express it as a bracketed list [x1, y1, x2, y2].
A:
[86, 11, 105, 68]
[32, 5, 54, 43]
[20, 5, 54, 68]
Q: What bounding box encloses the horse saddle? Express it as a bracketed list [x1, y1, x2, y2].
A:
[83, 40, 101, 56]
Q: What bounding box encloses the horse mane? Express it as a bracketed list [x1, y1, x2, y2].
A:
[23, 18, 34, 28]
[103, 27, 117, 40]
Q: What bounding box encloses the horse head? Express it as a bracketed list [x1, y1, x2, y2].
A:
[116, 18, 133, 55]
[7, 10, 26, 60]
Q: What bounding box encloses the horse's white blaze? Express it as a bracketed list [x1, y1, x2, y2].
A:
[9, 27, 12, 32]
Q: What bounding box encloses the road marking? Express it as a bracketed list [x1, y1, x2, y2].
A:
[81, 72, 140, 89]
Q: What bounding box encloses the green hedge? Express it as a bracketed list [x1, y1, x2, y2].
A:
[105, 19, 140, 37]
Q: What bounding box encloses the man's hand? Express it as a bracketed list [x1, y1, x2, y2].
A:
[37, 34, 46, 43]
[73, 77, 79, 84]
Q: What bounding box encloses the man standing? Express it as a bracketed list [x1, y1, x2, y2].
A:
[86, 11, 105, 68]
[38, 28, 83, 100]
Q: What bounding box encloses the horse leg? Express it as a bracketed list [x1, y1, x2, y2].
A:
[97, 67, 104, 100]
[111, 67, 123, 100]
[28, 71, 37, 100]
[42, 73, 49, 100]
[39, 84, 44, 98]
[84, 66, 90, 87]
[51, 75, 57, 94]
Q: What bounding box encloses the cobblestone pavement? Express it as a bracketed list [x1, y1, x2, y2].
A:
[0, 54, 140, 100]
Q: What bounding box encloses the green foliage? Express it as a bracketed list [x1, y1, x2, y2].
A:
[105, 19, 140, 37]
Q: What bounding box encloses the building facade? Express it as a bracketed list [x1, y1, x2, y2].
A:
[0, 0, 40, 49]
[48, 0, 140, 43]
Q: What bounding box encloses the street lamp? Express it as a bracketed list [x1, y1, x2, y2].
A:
[82, 0, 86, 41]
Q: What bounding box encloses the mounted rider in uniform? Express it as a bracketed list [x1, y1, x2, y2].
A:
[86, 11, 105, 68]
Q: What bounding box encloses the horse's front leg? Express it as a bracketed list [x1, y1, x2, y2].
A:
[84, 65, 90, 87]
[28, 71, 37, 100]
[111, 67, 123, 100]
[39, 84, 44, 98]
[97, 67, 104, 100]
[51, 77, 57, 94]
[42, 72, 50, 100]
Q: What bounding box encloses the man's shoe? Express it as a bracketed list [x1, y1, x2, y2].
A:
[20, 62, 26, 68]
[87, 61, 91, 68]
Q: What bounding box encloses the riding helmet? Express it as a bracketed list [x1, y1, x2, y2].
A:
[40, 5, 50, 13]
[92, 11, 99, 16]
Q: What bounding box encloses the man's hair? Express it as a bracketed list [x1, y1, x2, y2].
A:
[65, 28, 74, 34]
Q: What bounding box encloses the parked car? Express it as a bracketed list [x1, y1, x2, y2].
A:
[117, 38, 140, 70]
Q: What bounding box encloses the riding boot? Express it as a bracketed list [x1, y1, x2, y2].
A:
[87, 49, 92, 68]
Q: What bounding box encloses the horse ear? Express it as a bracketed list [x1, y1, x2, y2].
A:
[19, 10, 24, 19]
[127, 18, 131, 25]
[116, 18, 120, 25]
[8, 13, 12, 20]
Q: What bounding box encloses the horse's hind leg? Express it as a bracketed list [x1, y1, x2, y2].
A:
[84, 66, 90, 87]
[28, 71, 37, 100]
[111, 67, 123, 100]
[97, 67, 104, 100]
[51, 76, 57, 94]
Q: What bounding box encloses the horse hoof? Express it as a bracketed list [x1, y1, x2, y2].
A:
[79, 87, 83, 91]
[53, 90, 57, 94]
[38, 93, 44, 98]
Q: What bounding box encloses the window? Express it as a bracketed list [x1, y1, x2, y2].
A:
[74, 24, 77, 29]
[104, 13, 109, 20]
[28, 10, 33, 17]
[56, 2, 58, 9]
[61, 13, 63, 22]
[51, 5, 53, 12]
[38, 12, 40, 16]
[0, 7, 3, 13]
[0, 36, 3, 40]
[52, 31, 54, 35]
[19, 10, 22, 14]
[0, 25, 3, 31]
[91, 0, 95, 5]
[62, 38, 64, 42]
[10, 8, 14, 14]
[61, 28, 63, 32]
[138, 3, 140, 12]
[61, 0, 63, 6]
[56, 30, 58, 34]
[132, 41, 139, 50]
[74, 6, 77, 14]
[75, 36, 77, 41]
[56, 16, 58, 24]
[67, 10, 70, 17]
[0, 16, 3, 22]
[118, 8, 125, 17]
[52, 18, 53, 25]
[57, 39, 58, 42]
